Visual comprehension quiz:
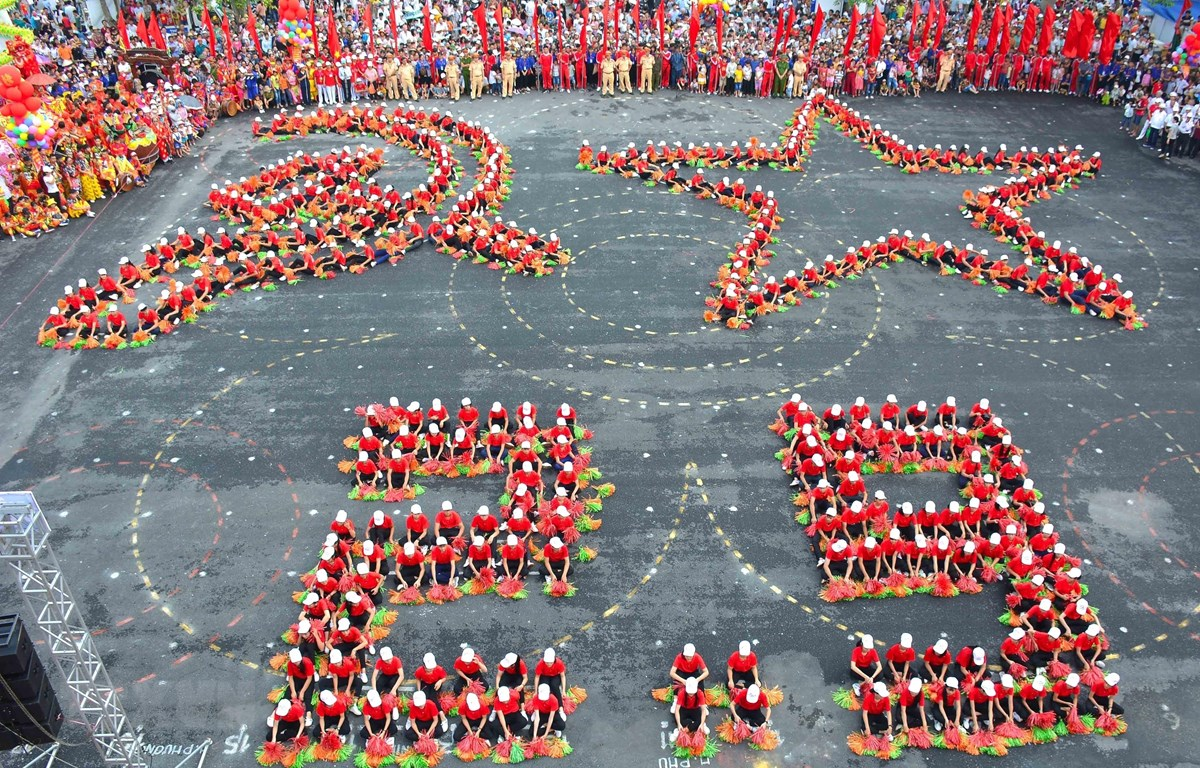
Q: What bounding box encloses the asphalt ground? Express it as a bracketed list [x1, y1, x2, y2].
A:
[0, 87, 1196, 767]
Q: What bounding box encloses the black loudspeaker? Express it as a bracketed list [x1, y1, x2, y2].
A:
[0, 614, 63, 749]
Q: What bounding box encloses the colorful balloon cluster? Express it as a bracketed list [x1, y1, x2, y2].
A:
[1182, 22, 1200, 68]
[275, 0, 313, 48]
[0, 64, 55, 149]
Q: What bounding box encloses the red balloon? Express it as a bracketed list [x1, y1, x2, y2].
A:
[0, 64, 19, 88]
[4, 85, 22, 101]
[23, 95, 40, 113]
[7, 101, 26, 121]
[0, 103, 9, 117]
[17, 81, 34, 99]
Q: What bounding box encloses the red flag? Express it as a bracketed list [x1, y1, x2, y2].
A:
[712, 4, 721, 54]
[555, 11, 561, 51]
[389, 0, 398, 48]
[473, 2, 489, 56]
[632, 0, 639, 33]
[967, 0, 982, 50]
[920, 0, 936, 50]
[221, 13, 234, 61]
[614, 0, 621, 47]
[808, 5, 824, 58]
[1062, 9, 1083, 58]
[1078, 10, 1096, 58]
[771, 6, 784, 56]
[136, 12, 150, 47]
[655, 0, 665, 51]
[1018, 4, 1038, 55]
[1037, 6, 1055, 56]
[867, 6, 884, 59]
[984, 5, 1001, 59]
[688, 0, 699, 56]
[365, 1, 376, 54]
[933, 1, 947, 50]
[327, 6, 340, 59]
[580, 8, 587, 51]
[997, 4, 1012, 58]
[601, 0, 610, 58]
[843, 4, 859, 58]
[495, 2, 504, 57]
[246, 10, 262, 56]
[532, 4, 539, 52]
[783, 4, 796, 49]
[118, 8, 132, 50]
[149, 10, 166, 49]
[1098, 11, 1121, 64]
[201, 5, 217, 56]
[422, 0, 433, 51]
[908, 0, 919, 53]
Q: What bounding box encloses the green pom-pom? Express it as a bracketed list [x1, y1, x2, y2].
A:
[1053, 719, 1069, 737]
[832, 688, 855, 710]
[1032, 725, 1058, 743]
[794, 509, 811, 525]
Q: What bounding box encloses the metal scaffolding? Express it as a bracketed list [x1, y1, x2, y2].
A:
[0, 492, 146, 767]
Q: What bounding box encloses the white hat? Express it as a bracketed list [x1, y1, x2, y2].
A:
[933, 639, 948, 654]
[872, 681, 889, 696]
[908, 677, 922, 693]
[900, 633, 912, 648]
[423, 653, 437, 669]
[380, 647, 393, 661]
[682, 643, 696, 658]
[537, 683, 551, 701]
[412, 690, 427, 707]
[746, 684, 761, 704]
[329, 649, 343, 664]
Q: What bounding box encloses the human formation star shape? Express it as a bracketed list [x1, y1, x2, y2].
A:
[577, 89, 1145, 331]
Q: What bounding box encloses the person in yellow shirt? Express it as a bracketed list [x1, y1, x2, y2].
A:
[384, 57, 400, 99]
[469, 56, 485, 99]
[616, 52, 632, 93]
[446, 56, 462, 101]
[399, 60, 417, 100]
[639, 51, 655, 93]
[501, 53, 516, 97]
[600, 54, 616, 96]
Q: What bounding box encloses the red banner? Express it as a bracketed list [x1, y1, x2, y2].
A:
[422, 0, 433, 51]
[136, 12, 150, 47]
[390, 0, 398, 48]
[246, 10, 261, 56]
[867, 6, 885, 59]
[365, 1, 376, 54]
[783, 4, 795, 49]
[967, 0, 982, 50]
[1098, 11, 1121, 64]
[843, 4, 859, 58]
[1018, 4, 1038, 55]
[655, 0, 664, 51]
[716, 4, 724, 55]
[149, 10, 166, 49]
[496, 2, 505, 57]
[920, 0, 936, 51]
[688, 0, 699, 56]
[328, 5, 340, 59]
[473, 2, 489, 57]
[984, 5, 1001, 59]
[310, 1, 317, 50]
[1062, 9, 1083, 58]
[997, 4, 1012, 58]
[201, 6, 216, 56]
[118, 8, 132, 49]
[221, 13, 234, 61]
[908, 0, 919, 52]
[933, 1, 947, 50]
[1078, 10, 1096, 58]
[1037, 6, 1055, 57]
[809, 5, 824, 58]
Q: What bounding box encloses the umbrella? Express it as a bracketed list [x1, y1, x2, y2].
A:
[178, 94, 203, 109]
[27, 73, 56, 86]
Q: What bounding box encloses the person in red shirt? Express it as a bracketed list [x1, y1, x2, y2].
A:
[284, 648, 315, 703]
[365, 510, 394, 548]
[428, 536, 458, 586]
[935, 677, 961, 732]
[542, 537, 571, 582]
[886, 633, 916, 681]
[266, 698, 308, 743]
[851, 634, 882, 693]
[414, 653, 447, 701]
[670, 644, 710, 690]
[470, 506, 500, 544]
[923, 639, 951, 682]
[529, 683, 566, 739]
[458, 397, 480, 432]
[316, 688, 348, 736]
[404, 505, 429, 546]
[968, 678, 996, 732]
[434, 500, 464, 545]
[860, 680, 892, 737]
[495, 652, 529, 699]
[354, 450, 380, 487]
[670, 677, 709, 742]
[1052, 672, 1081, 711]
[1089, 672, 1123, 717]
[395, 541, 426, 590]
[360, 688, 395, 742]
[372, 647, 403, 698]
[497, 534, 528, 580]
[492, 685, 529, 740]
[731, 683, 771, 731]
[726, 641, 760, 691]
[453, 648, 488, 694]
[326, 648, 357, 697]
[899, 677, 928, 732]
[535, 648, 567, 701]
[403, 690, 448, 742]
[459, 691, 496, 744]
